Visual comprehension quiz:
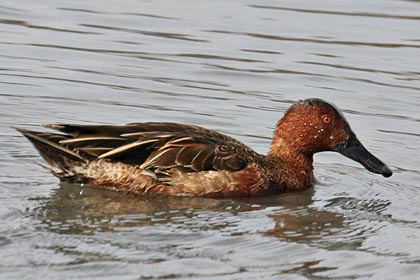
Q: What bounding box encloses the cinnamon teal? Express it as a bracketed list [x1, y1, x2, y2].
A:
[18, 98, 392, 197]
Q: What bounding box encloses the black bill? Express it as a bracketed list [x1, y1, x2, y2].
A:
[334, 132, 393, 178]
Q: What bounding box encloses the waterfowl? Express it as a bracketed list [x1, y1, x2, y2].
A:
[18, 98, 392, 197]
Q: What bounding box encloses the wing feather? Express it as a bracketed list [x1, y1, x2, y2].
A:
[60, 136, 125, 144]
[98, 138, 160, 159]
[36, 122, 263, 172]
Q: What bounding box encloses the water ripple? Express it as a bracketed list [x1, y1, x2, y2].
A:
[250, 5, 420, 21]
[206, 30, 420, 49]
[1, 0, 420, 279]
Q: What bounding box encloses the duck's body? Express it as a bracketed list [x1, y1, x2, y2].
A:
[18, 122, 290, 196]
[18, 99, 392, 197]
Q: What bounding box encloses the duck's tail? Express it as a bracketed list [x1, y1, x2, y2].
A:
[16, 128, 86, 180]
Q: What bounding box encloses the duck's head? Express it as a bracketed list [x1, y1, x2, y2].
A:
[271, 98, 392, 177]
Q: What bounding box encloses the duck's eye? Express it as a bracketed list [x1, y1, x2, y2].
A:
[322, 116, 332, 124]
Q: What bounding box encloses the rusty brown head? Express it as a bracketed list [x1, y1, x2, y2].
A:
[272, 98, 392, 177]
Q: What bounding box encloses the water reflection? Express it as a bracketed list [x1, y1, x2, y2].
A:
[29, 181, 405, 271]
[32, 183, 354, 249]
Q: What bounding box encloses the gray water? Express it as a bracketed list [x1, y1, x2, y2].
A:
[1, 0, 420, 279]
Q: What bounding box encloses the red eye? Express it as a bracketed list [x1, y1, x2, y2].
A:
[323, 116, 332, 124]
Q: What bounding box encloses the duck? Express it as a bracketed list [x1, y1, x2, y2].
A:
[18, 98, 392, 197]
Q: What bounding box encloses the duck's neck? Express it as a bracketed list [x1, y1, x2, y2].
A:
[267, 137, 315, 191]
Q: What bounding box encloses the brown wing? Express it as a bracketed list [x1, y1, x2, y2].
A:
[42, 122, 263, 173]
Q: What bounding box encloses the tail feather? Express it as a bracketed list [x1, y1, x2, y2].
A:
[16, 128, 86, 179]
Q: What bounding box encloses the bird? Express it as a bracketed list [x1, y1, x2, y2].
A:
[17, 98, 392, 197]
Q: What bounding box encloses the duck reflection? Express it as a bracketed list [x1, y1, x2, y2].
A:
[30, 183, 389, 253]
[31, 183, 380, 251]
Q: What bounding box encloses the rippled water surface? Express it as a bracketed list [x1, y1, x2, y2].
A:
[1, 1, 420, 279]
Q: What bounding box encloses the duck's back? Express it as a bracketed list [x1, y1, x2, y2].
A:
[18, 123, 270, 196]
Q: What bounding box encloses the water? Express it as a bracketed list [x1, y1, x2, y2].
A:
[1, 0, 420, 279]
